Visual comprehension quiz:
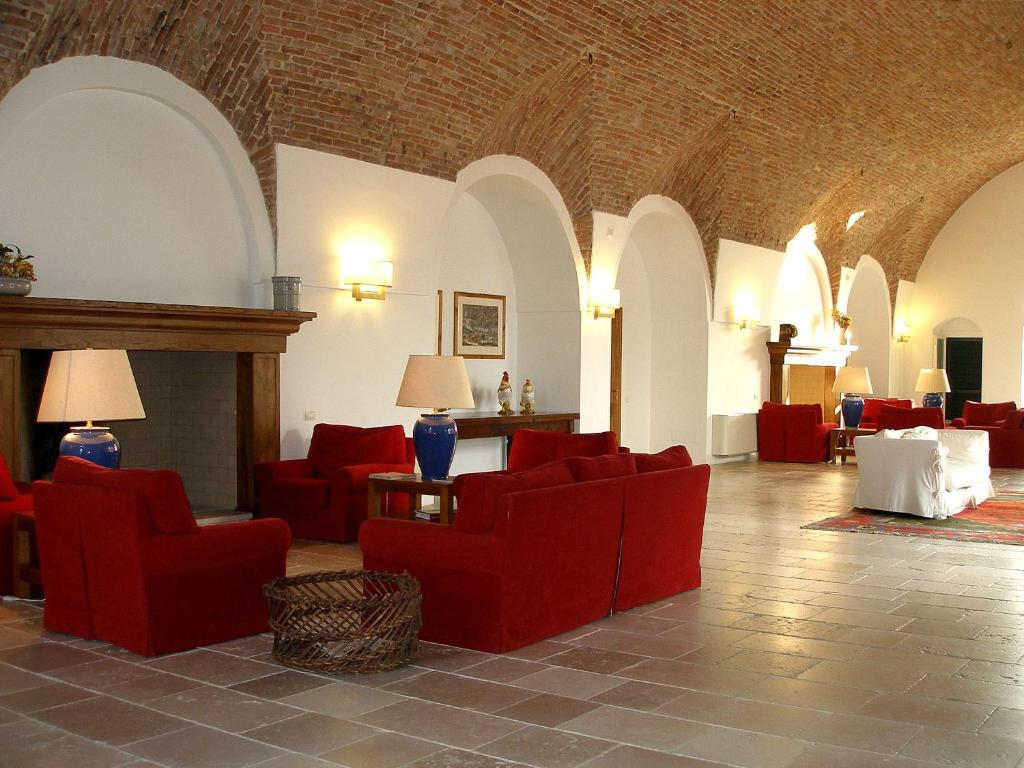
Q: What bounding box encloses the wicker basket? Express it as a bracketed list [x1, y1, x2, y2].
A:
[263, 570, 421, 674]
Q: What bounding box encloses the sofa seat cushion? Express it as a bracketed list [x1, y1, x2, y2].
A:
[308, 424, 406, 476]
[264, 477, 329, 509]
[944, 458, 990, 492]
[565, 454, 637, 481]
[53, 457, 198, 535]
[456, 462, 575, 534]
[635, 446, 693, 473]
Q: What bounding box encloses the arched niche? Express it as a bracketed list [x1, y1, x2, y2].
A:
[773, 228, 832, 344]
[845, 255, 892, 396]
[615, 195, 711, 459]
[445, 156, 586, 420]
[0, 56, 272, 307]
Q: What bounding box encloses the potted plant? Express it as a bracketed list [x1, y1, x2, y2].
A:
[0, 243, 36, 296]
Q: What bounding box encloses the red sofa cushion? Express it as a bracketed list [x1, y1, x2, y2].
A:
[53, 457, 198, 535]
[875, 406, 945, 431]
[565, 453, 637, 481]
[961, 401, 1018, 427]
[634, 446, 694, 473]
[1006, 409, 1024, 430]
[507, 430, 617, 472]
[0, 453, 17, 500]
[456, 461, 574, 534]
[308, 424, 406, 476]
[861, 398, 911, 426]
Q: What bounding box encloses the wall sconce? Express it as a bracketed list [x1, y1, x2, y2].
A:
[894, 318, 912, 344]
[588, 286, 620, 319]
[734, 306, 761, 330]
[341, 258, 394, 301]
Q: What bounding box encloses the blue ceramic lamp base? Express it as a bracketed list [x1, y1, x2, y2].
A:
[59, 426, 121, 468]
[841, 394, 865, 429]
[922, 392, 944, 409]
[413, 413, 458, 481]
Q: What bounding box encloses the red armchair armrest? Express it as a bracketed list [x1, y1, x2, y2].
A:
[951, 418, 968, 429]
[13, 481, 31, 495]
[140, 518, 291, 574]
[330, 462, 416, 492]
[257, 458, 314, 482]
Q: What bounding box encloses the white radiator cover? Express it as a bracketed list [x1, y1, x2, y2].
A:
[711, 413, 758, 456]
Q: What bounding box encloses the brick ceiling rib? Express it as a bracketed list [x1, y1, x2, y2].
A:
[3, 0, 1024, 290]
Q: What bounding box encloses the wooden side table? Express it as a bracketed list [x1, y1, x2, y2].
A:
[829, 427, 875, 464]
[11, 511, 43, 599]
[367, 473, 455, 524]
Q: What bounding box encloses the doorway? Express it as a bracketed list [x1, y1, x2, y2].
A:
[944, 337, 982, 419]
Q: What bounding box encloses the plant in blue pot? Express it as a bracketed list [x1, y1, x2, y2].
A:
[832, 365, 873, 428]
[396, 355, 476, 481]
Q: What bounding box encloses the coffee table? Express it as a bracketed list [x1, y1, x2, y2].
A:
[829, 427, 875, 464]
[367, 473, 454, 524]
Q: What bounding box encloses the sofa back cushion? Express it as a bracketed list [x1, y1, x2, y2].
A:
[308, 424, 407, 476]
[876, 406, 945, 431]
[1006, 409, 1024, 430]
[507, 430, 618, 472]
[53, 456, 197, 535]
[862, 398, 911, 424]
[962, 401, 1018, 426]
[0, 451, 17, 500]
[634, 446, 694, 473]
[456, 461, 574, 534]
[565, 454, 637, 482]
[760, 402, 824, 424]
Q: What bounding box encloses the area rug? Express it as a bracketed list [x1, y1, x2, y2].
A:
[802, 490, 1024, 545]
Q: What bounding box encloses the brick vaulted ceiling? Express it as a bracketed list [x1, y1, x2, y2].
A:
[3, 1, 1024, 296]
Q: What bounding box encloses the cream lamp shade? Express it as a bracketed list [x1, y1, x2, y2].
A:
[396, 355, 475, 411]
[38, 349, 146, 423]
[832, 366, 873, 395]
[915, 368, 951, 393]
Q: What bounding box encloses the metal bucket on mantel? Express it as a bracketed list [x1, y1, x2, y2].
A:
[272, 275, 301, 311]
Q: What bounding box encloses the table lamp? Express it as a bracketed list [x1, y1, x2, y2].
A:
[396, 355, 475, 480]
[37, 349, 146, 468]
[915, 368, 951, 410]
[832, 365, 873, 428]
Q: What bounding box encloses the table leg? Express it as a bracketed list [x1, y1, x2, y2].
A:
[367, 480, 382, 520]
[438, 486, 451, 525]
[828, 431, 838, 464]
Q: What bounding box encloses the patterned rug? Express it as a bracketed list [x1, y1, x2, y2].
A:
[802, 490, 1024, 545]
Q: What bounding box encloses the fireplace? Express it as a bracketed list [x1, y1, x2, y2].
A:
[0, 297, 314, 511]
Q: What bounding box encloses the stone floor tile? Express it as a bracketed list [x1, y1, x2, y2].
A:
[589, 680, 686, 711]
[126, 723, 283, 767]
[101, 671, 203, 703]
[148, 684, 302, 732]
[404, 750, 528, 767]
[798, 658, 928, 692]
[798, 711, 922, 754]
[732, 632, 862, 661]
[786, 743, 941, 768]
[0, 681, 96, 712]
[415, 643, 492, 672]
[354, 698, 523, 749]
[857, 692, 995, 732]
[320, 731, 444, 767]
[580, 744, 729, 767]
[49, 658, 162, 690]
[618, 657, 764, 695]
[280, 680, 406, 719]
[0, 641, 101, 672]
[543, 646, 646, 675]
[909, 673, 1024, 709]
[244, 712, 376, 754]
[479, 724, 613, 768]
[559, 705, 709, 751]
[0, 718, 137, 768]
[719, 649, 820, 677]
[511, 665, 623, 700]
[228, 669, 335, 700]
[741, 675, 877, 713]
[34, 693, 188, 746]
[459, 657, 549, 683]
[979, 707, 1024, 739]
[493, 693, 601, 727]
[899, 727, 1024, 768]
[672, 725, 811, 768]
[385, 670, 535, 713]
[895, 633, 1024, 664]
[144, 648, 279, 686]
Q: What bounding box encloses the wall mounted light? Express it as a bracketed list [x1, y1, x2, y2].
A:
[589, 286, 620, 319]
[340, 257, 393, 301]
[894, 318, 912, 344]
[732, 289, 760, 330]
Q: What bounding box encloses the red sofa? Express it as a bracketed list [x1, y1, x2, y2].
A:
[0, 452, 33, 597]
[360, 447, 708, 653]
[859, 398, 912, 431]
[756, 402, 837, 463]
[952, 406, 1024, 468]
[506, 429, 619, 471]
[951, 401, 1017, 430]
[875, 405, 945, 431]
[255, 424, 415, 542]
[32, 457, 291, 656]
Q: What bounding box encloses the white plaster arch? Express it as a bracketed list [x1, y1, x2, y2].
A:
[933, 316, 983, 338]
[614, 195, 711, 459]
[774, 225, 833, 344]
[844, 255, 893, 396]
[0, 56, 273, 303]
[440, 155, 585, 416]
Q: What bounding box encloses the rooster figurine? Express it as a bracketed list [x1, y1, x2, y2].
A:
[520, 378, 536, 415]
[497, 371, 514, 415]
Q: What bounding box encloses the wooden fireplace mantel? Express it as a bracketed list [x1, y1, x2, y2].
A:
[0, 296, 316, 510]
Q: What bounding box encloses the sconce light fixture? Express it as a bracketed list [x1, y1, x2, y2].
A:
[589, 286, 620, 319]
[894, 318, 912, 344]
[341, 257, 394, 301]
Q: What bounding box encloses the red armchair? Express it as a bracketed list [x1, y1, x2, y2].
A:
[256, 424, 415, 542]
[756, 402, 837, 463]
[951, 401, 1017, 430]
[952, 407, 1024, 468]
[859, 398, 912, 431]
[32, 457, 290, 656]
[875, 405, 945, 431]
[0, 452, 33, 596]
[507, 429, 619, 471]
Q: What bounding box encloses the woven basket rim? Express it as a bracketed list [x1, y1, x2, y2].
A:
[263, 569, 419, 608]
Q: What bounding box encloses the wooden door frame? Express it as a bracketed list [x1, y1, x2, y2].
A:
[610, 308, 623, 440]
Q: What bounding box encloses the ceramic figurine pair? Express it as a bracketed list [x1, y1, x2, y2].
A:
[497, 371, 535, 415]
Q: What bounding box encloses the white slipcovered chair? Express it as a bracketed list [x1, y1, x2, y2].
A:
[853, 427, 993, 519]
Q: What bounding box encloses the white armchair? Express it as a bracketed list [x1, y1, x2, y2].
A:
[853, 428, 993, 519]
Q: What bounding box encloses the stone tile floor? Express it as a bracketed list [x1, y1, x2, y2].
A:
[2, 460, 1024, 767]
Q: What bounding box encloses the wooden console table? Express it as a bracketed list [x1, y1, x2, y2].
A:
[452, 411, 580, 460]
[829, 427, 875, 464]
[367, 473, 454, 524]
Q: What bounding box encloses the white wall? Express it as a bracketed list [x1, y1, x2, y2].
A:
[616, 241, 652, 452]
[0, 59, 265, 307]
[844, 256, 892, 397]
[904, 159, 1024, 404]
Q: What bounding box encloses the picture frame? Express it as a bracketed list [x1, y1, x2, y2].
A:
[453, 291, 506, 359]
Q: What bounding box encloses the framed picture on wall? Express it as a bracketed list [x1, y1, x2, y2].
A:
[435, 289, 443, 355]
[454, 291, 506, 359]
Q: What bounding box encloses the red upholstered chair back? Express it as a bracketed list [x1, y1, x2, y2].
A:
[308, 424, 408, 476]
[875, 406, 945, 431]
[506, 430, 618, 472]
[861, 398, 912, 427]
[961, 401, 1018, 427]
